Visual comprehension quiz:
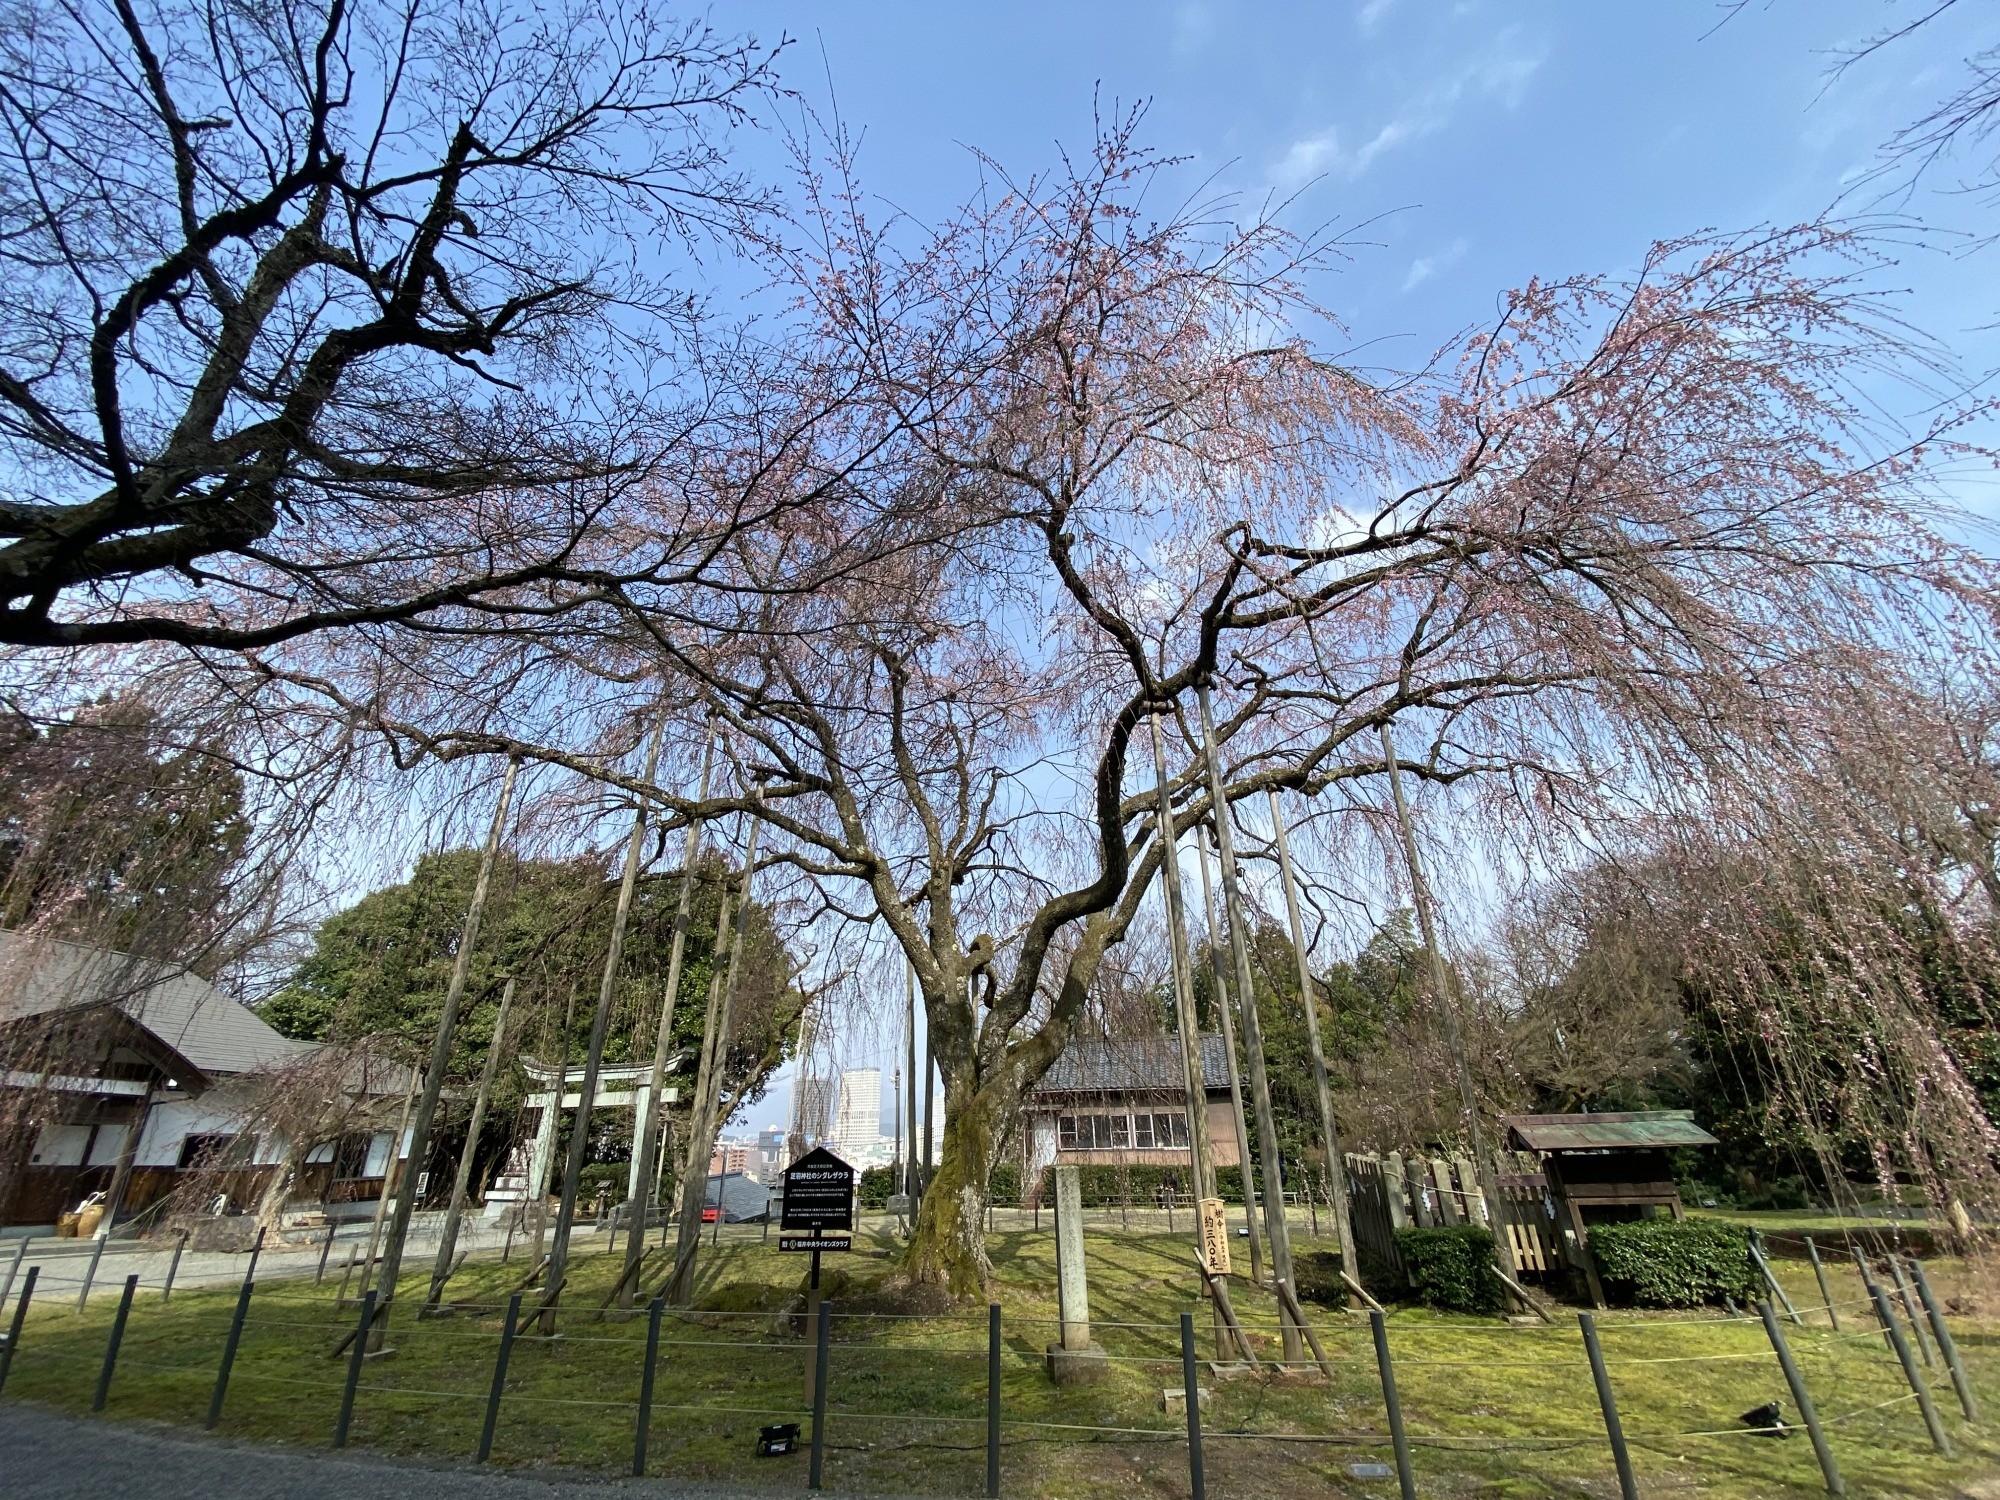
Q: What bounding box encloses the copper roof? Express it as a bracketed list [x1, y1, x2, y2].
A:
[1501, 1110, 1719, 1152]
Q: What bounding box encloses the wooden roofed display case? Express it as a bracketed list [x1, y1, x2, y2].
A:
[1500, 1110, 1720, 1307]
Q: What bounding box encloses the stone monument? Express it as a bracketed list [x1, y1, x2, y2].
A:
[1044, 1165, 1109, 1384]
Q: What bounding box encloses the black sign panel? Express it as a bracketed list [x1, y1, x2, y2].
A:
[780, 1146, 855, 1233]
[779, 1234, 852, 1253]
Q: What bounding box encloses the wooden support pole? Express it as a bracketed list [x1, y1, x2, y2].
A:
[543, 721, 667, 1333]
[622, 726, 718, 1305]
[372, 759, 519, 1341]
[1266, 789, 1360, 1291]
[1193, 819, 1262, 1286]
[667, 810, 761, 1306]
[428, 975, 518, 1311]
[1195, 683, 1297, 1364]
[1380, 724, 1518, 1304]
[1151, 716, 1228, 1358]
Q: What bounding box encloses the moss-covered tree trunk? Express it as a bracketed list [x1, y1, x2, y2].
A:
[902, 1067, 1018, 1297]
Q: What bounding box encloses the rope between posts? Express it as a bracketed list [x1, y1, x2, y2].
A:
[1822, 1391, 1923, 1426]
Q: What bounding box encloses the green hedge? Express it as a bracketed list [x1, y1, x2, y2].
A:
[1395, 1225, 1506, 1314]
[1033, 1164, 1194, 1205]
[1293, 1249, 1348, 1307]
[858, 1166, 896, 1209]
[1588, 1218, 1759, 1308]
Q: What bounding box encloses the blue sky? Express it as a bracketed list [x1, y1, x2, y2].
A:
[723, 0, 2000, 1138]
[723, 0, 1997, 441]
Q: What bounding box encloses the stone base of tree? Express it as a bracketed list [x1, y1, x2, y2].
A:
[1044, 1342, 1111, 1385]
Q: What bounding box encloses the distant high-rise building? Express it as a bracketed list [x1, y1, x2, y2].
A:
[792, 1074, 836, 1161]
[831, 1067, 881, 1163]
[757, 1126, 789, 1177]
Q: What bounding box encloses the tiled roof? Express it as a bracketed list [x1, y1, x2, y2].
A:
[0, 931, 314, 1079]
[1029, 1033, 1229, 1095]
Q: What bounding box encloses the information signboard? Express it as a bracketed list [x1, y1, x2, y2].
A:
[779, 1147, 855, 1252]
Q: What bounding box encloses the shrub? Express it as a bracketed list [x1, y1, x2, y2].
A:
[858, 1165, 897, 1209]
[988, 1163, 1021, 1205]
[1395, 1225, 1506, 1314]
[1588, 1217, 1759, 1308]
[1293, 1249, 1348, 1307]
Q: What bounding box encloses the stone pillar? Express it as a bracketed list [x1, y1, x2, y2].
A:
[1056, 1166, 1089, 1349]
[1045, 1165, 1108, 1383]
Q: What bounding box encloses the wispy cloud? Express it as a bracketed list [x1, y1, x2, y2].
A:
[1172, 2, 1213, 58]
[1272, 27, 1546, 187]
[1356, 0, 1400, 33]
[1402, 237, 1468, 291]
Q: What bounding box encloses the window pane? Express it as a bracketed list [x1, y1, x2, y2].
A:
[1133, 1114, 1155, 1149]
[1091, 1115, 1113, 1149]
[1058, 1117, 1076, 1149]
[1111, 1114, 1130, 1149]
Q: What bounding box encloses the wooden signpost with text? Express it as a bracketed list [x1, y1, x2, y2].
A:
[1198, 1197, 1233, 1277]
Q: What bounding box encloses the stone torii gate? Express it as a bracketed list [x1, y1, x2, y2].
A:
[485, 1056, 687, 1219]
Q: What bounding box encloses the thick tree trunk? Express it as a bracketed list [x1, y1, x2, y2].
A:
[902, 1074, 1013, 1298]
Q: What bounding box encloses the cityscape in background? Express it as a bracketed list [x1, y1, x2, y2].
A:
[706, 1065, 930, 1183]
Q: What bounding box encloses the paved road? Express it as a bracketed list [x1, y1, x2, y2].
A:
[0, 1403, 792, 1499]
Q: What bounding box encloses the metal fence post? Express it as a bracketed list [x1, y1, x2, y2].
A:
[1369, 1309, 1417, 1500]
[243, 1225, 266, 1289]
[1579, 1312, 1639, 1500]
[633, 1294, 664, 1476]
[162, 1229, 188, 1303]
[987, 1302, 1002, 1499]
[1888, 1257, 1934, 1368]
[1, 1237, 26, 1312]
[809, 1298, 831, 1491]
[1907, 1260, 1977, 1422]
[91, 1274, 138, 1411]
[1758, 1300, 1844, 1495]
[1750, 1233, 1800, 1323]
[75, 1230, 108, 1311]
[1802, 1236, 1839, 1330]
[1869, 1283, 1950, 1456]
[1179, 1311, 1205, 1500]
[206, 1278, 255, 1430]
[1853, 1248, 1896, 1352]
[0, 1265, 37, 1396]
[477, 1293, 521, 1463]
[333, 1288, 376, 1449]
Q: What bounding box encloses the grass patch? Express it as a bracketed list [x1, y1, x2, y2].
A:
[5, 1218, 1997, 1498]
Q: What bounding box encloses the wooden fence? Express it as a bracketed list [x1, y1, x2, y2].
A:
[1344, 1152, 1566, 1286]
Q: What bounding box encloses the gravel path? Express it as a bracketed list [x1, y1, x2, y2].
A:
[0, 1402, 798, 1499]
